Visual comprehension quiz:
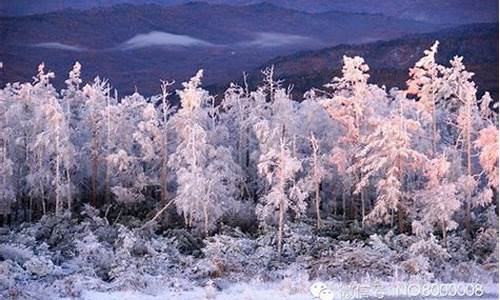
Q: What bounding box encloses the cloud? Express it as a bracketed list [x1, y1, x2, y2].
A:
[33, 42, 85, 51]
[240, 32, 313, 47]
[120, 31, 212, 50]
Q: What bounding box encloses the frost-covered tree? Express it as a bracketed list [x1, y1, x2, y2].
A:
[474, 100, 498, 216]
[442, 56, 486, 234]
[61, 62, 85, 131]
[157, 81, 175, 206]
[0, 91, 14, 216]
[251, 68, 300, 199]
[170, 71, 241, 235]
[303, 133, 330, 229]
[475, 125, 499, 190]
[9, 66, 53, 215]
[106, 92, 152, 204]
[116, 84, 175, 209]
[60, 62, 89, 207]
[255, 120, 305, 254]
[406, 41, 447, 157]
[21, 66, 58, 214]
[352, 92, 427, 230]
[414, 156, 460, 243]
[81, 78, 110, 207]
[39, 94, 74, 215]
[220, 80, 252, 170]
[21, 64, 75, 215]
[317, 56, 387, 221]
[220, 80, 260, 199]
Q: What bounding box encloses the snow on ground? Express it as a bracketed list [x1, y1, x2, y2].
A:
[60, 281, 499, 300]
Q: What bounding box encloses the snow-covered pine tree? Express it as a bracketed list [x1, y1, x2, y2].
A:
[19, 65, 53, 215]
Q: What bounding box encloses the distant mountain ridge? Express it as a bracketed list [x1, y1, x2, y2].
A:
[0, 2, 448, 96]
[1, 0, 497, 25]
[242, 23, 499, 101]
[0, 2, 442, 48]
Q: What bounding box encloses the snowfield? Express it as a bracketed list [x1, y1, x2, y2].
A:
[60, 281, 499, 300]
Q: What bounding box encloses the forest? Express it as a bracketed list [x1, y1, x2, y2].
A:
[0, 41, 498, 299]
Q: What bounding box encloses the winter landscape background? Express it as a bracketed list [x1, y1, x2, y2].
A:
[0, 1, 499, 299]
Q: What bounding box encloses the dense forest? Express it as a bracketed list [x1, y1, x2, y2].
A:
[0, 41, 498, 299]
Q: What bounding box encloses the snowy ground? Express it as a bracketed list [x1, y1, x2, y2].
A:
[59, 281, 499, 300]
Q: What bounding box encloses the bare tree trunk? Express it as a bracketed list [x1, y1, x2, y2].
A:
[332, 195, 337, 217]
[442, 220, 447, 247]
[55, 128, 61, 216]
[141, 198, 175, 229]
[159, 121, 169, 206]
[91, 134, 99, 208]
[351, 189, 358, 221]
[160, 156, 167, 205]
[22, 197, 27, 222]
[203, 202, 209, 237]
[431, 101, 437, 158]
[28, 198, 32, 222]
[278, 197, 284, 255]
[390, 209, 394, 229]
[464, 98, 472, 236]
[342, 187, 346, 220]
[315, 183, 321, 230]
[104, 91, 112, 205]
[104, 160, 110, 205]
[361, 190, 365, 228]
[66, 168, 72, 212]
[397, 207, 404, 233]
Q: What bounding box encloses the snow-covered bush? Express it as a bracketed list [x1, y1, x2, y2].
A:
[74, 230, 114, 279]
[0, 244, 33, 265]
[309, 239, 395, 281]
[23, 256, 55, 277]
[473, 228, 498, 262]
[200, 231, 274, 280]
